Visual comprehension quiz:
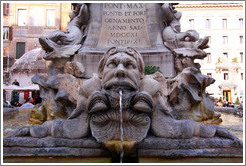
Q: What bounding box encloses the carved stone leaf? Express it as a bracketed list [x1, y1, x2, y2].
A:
[90, 109, 150, 143]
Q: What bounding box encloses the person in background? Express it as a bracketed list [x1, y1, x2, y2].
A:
[12, 79, 20, 86]
[21, 97, 34, 108]
[11, 79, 20, 106]
[36, 96, 42, 104]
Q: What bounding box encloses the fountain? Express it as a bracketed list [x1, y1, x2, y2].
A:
[3, 3, 243, 163]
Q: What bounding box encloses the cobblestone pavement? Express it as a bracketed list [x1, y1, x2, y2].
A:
[3, 108, 34, 137]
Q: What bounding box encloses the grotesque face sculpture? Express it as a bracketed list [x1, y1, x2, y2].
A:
[97, 47, 145, 110]
[99, 47, 144, 93]
[102, 52, 141, 92]
[89, 47, 152, 144]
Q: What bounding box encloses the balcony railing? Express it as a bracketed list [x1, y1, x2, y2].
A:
[215, 62, 241, 72]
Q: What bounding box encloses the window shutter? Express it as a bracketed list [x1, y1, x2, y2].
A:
[9, 26, 13, 41]
[6, 3, 10, 15]
[16, 42, 25, 59]
[3, 3, 10, 16]
[3, 3, 6, 15]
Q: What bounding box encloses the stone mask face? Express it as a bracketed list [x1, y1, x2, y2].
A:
[89, 48, 152, 144]
[101, 52, 141, 93]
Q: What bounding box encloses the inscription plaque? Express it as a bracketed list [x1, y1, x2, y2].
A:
[77, 3, 175, 78]
[97, 3, 151, 47]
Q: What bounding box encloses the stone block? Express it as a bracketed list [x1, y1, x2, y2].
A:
[3, 135, 243, 158]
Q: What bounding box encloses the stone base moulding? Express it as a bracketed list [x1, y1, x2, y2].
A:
[3, 135, 243, 158]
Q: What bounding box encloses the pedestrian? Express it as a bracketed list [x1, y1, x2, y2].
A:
[36, 96, 42, 104]
[12, 79, 20, 86]
[21, 97, 34, 108]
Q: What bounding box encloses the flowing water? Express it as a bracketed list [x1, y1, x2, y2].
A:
[119, 89, 124, 163]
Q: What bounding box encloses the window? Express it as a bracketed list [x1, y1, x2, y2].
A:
[224, 73, 229, 80]
[241, 73, 243, 80]
[3, 56, 14, 71]
[46, 9, 55, 27]
[205, 19, 211, 29]
[189, 19, 194, 29]
[240, 91, 243, 100]
[16, 42, 25, 59]
[71, 4, 76, 11]
[239, 18, 243, 28]
[222, 36, 228, 44]
[240, 52, 243, 63]
[3, 57, 8, 71]
[3, 3, 10, 15]
[208, 36, 211, 44]
[223, 52, 228, 59]
[3, 26, 12, 41]
[18, 9, 27, 26]
[207, 73, 212, 77]
[239, 36, 243, 44]
[207, 53, 211, 63]
[222, 19, 227, 29]
[240, 90, 243, 95]
[3, 27, 9, 40]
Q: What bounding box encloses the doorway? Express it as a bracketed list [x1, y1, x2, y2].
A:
[223, 90, 231, 102]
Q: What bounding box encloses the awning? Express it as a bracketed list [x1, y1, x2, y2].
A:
[3, 84, 39, 91]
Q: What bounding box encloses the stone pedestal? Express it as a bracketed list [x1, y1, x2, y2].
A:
[75, 3, 175, 78]
[3, 136, 110, 157]
[138, 135, 243, 158]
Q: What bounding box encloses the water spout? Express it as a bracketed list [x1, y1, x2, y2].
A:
[119, 89, 124, 163]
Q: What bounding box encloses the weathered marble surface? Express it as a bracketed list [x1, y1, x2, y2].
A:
[4, 135, 242, 158]
[8, 47, 242, 147]
[215, 106, 243, 117]
[77, 3, 175, 78]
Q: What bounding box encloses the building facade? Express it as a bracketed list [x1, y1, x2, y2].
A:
[176, 2, 244, 103]
[2, 2, 72, 104]
[2, 2, 71, 85]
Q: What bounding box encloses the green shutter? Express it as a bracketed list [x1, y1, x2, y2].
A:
[16, 42, 25, 59]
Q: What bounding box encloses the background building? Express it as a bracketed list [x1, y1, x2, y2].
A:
[176, 2, 244, 103]
[3, 2, 71, 84]
[2, 2, 72, 104]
